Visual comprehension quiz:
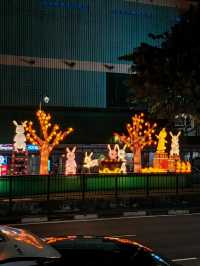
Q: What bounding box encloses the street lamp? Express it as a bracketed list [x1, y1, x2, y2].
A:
[39, 96, 50, 109]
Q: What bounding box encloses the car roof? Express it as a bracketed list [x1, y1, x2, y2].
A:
[45, 235, 152, 252]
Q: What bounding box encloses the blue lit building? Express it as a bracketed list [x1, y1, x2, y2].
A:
[0, 0, 183, 144]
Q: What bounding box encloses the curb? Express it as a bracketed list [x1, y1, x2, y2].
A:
[21, 216, 48, 223]
[10, 208, 199, 224]
[123, 211, 147, 217]
[2, 207, 200, 225]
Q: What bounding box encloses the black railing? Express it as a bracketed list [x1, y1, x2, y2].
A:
[0, 173, 198, 204]
[0, 173, 199, 217]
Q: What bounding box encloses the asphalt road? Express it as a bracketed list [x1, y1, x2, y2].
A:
[13, 214, 200, 266]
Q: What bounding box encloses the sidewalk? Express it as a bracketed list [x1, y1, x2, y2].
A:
[1, 193, 200, 224]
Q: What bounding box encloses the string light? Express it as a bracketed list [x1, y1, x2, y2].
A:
[25, 109, 74, 175]
[114, 113, 157, 173]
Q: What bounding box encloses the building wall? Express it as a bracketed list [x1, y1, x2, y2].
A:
[0, 0, 178, 107]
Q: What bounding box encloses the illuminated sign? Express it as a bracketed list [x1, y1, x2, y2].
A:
[0, 155, 7, 165]
[0, 165, 8, 176]
[0, 156, 8, 176]
[0, 155, 4, 164]
[0, 144, 13, 151]
[27, 145, 39, 151]
[0, 144, 39, 151]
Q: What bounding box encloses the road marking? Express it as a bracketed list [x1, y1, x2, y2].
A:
[9, 212, 200, 226]
[172, 257, 198, 262]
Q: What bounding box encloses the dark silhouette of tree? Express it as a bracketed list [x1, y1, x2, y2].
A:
[119, 3, 200, 128]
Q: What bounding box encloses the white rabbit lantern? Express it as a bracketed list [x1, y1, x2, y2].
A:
[170, 131, 181, 156]
[65, 146, 77, 175]
[107, 144, 119, 161]
[83, 152, 99, 170]
[118, 144, 127, 162]
[118, 144, 127, 173]
[13, 120, 27, 151]
[120, 162, 127, 174]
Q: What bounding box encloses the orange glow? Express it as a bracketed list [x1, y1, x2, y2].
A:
[104, 237, 152, 252]
[150, 129, 191, 173]
[25, 109, 74, 175]
[45, 236, 77, 244]
[156, 128, 167, 152]
[2, 228, 43, 249]
[99, 167, 122, 174]
[114, 113, 157, 173]
[141, 167, 167, 173]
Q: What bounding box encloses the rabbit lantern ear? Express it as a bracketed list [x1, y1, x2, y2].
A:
[114, 144, 119, 151]
[22, 121, 27, 127]
[13, 120, 18, 126]
[72, 146, 76, 152]
[107, 144, 111, 151]
[123, 144, 127, 150]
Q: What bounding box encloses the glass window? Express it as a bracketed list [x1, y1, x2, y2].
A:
[193, 152, 200, 159]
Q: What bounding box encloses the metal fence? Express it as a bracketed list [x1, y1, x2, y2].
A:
[0, 173, 199, 204]
[1, 173, 200, 218]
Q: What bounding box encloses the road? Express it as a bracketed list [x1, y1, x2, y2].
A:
[12, 214, 200, 266]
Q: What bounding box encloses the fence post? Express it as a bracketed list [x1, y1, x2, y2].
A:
[176, 174, 179, 195]
[146, 175, 149, 196]
[82, 174, 86, 201]
[9, 175, 12, 214]
[47, 175, 50, 201]
[115, 175, 118, 199]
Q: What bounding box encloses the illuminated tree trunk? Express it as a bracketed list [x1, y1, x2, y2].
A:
[25, 109, 74, 176]
[114, 114, 157, 173]
[40, 144, 50, 175]
[133, 147, 142, 173]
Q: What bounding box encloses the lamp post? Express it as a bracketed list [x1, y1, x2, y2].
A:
[39, 96, 50, 110]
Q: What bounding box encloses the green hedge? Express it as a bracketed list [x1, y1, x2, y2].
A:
[0, 174, 191, 197]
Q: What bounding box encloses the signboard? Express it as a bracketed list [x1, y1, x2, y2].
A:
[0, 144, 39, 151]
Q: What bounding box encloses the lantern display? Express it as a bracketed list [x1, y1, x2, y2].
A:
[114, 113, 157, 173]
[83, 152, 99, 173]
[142, 129, 191, 173]
[11, 120, 28, 175]
[25, 109, 73, 175]
[65, 146, 77, 175]
[99, 144, 127, 174]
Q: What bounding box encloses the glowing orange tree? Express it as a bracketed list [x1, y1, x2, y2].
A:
[25, 109, 74, 175]
[114, 113, 157, 173]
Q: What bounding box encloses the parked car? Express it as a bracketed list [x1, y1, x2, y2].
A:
[0, 225, 181, 265]
[45, 235, 181, 266]
[0, 225, 60, 266]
